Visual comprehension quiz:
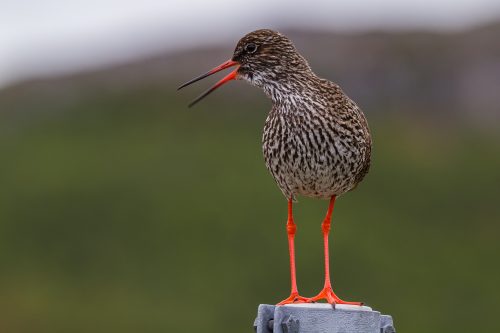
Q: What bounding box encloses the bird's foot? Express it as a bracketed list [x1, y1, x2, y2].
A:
[276, 292, 309, 306]
[307, 286, 363, 307]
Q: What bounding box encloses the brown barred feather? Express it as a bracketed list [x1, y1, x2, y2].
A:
[233, 29, 372, 201]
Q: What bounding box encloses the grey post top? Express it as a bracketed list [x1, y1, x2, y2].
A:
[254, 303, 395, 333]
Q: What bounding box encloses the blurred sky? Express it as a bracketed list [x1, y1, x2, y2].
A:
[1, 0, 500, 88]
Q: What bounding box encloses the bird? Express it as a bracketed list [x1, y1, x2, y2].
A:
[177, 29, 372, 306]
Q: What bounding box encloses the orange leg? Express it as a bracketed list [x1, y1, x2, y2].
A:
[308, 196, 363, 307]
[277, 199, 308, 305]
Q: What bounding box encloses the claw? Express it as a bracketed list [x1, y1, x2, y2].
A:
[307, 286, 363, 307]
[277, 292, 309, 305]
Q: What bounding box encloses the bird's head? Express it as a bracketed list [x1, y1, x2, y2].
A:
[178, 29, 312, 107]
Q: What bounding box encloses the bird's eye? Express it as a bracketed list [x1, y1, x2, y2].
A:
[245, 43, 258, 54]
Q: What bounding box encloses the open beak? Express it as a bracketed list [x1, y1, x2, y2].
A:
[177, 59, 239, 107]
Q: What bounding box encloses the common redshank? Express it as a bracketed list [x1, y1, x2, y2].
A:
[178, 29, 371, 306]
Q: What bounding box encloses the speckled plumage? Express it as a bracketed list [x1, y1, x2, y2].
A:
[233, 29, 372, 201]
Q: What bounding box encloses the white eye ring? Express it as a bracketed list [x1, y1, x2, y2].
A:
[245, 43, 258, 53]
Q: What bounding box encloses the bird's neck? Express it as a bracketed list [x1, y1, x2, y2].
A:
[261, 72, 323, 109]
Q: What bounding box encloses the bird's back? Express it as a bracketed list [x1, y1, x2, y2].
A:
[262, 79, 371, 201]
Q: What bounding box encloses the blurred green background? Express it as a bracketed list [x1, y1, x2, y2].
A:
[1, 14, 500, 333]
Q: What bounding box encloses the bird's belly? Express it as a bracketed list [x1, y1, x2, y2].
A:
[283, 152, 358, 199]
[263, 126, 367, 200]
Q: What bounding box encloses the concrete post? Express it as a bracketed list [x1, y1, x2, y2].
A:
[254, 303, 395, 333]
